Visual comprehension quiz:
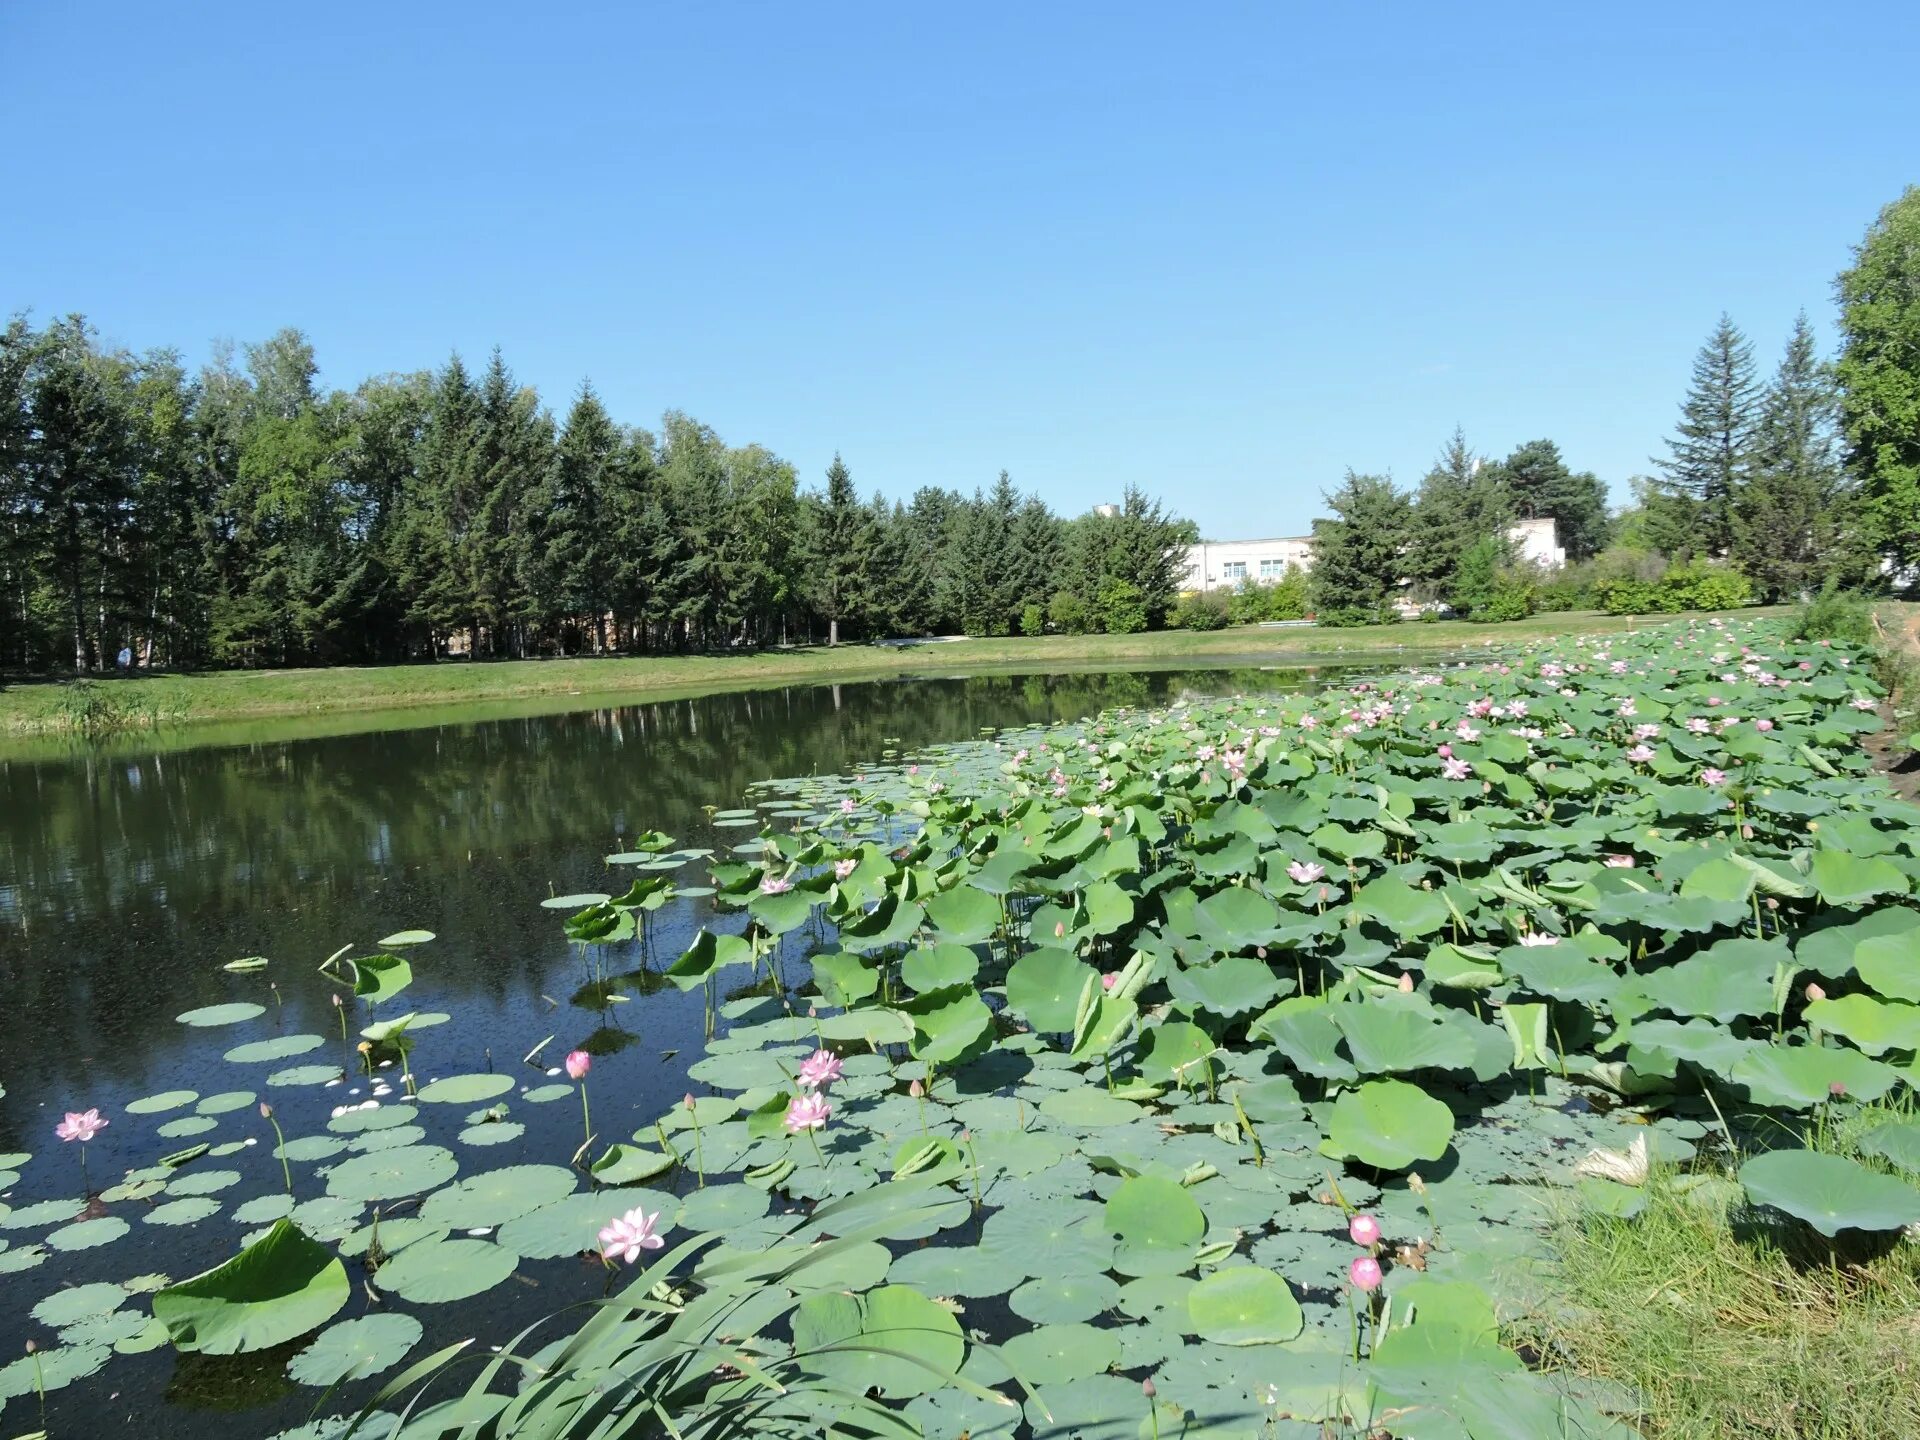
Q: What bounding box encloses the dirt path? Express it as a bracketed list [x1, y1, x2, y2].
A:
[1865, 604, 1920, 803]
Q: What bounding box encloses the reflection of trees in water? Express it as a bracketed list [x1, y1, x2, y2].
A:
[0, 666, 1326, 1136]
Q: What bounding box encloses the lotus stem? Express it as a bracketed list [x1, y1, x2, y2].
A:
[262, 1103, 292, 1194]
[578, 1082, 593, 1168]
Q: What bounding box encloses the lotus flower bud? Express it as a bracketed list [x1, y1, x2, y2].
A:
[1142, 1378, 1156, 1398]
[1805, 982, 1826, 1003]
[1397, 974, 1414, 994]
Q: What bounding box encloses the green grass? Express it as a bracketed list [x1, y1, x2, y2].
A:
[0, 608, 1786, 738]
[1522, 1132, 1920, 1439]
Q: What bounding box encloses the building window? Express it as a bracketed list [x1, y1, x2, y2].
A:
[1222, 561, 1247, 581]
[1259, 559, 1286, 578]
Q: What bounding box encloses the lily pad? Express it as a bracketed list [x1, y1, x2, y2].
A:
[153, 1218, 351, 1353]
[287, 1313, 424, 1386]
[1739, 1149, 1920, 1236]
[177, 1002, 268, 1028]
[1187, 1265, 1305, 1345]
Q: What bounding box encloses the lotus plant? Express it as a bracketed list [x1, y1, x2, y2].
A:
[54, 1107, 107, 1190]
[566, 1050, 593, 1165]
[598, 1207, 666, 1264]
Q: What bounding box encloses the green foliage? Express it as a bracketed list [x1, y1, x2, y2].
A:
[1310, 471, 1410, 624]
[1658, 312, 1761, 557]
[1170, 589, 1231, 630]
[1483, 437, 1611, 562]
[1095, 576, 1148, 634]
[1594, 560, 1753, 615]
[1836, 185, 1920, 573]
[1791, 585, 1876, 646]
[1018, 601, 1046, 636]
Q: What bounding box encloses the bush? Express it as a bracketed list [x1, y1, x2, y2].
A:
[1480, 572, 1537, 622]
[1171, 590, 1231, 631]
[1096, 578, 1149, 634]
[1047, 590, 1094, 635]
[1791, 585, 1876, 647]
[1019, 602, 1046, 637]
[1663, 562, 1752, 612]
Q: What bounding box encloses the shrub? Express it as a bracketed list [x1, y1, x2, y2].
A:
[1171, 590, 1232, 631]
[1046, 590, 1094, 635]
[1791, 584, 1876, 646]
[1019, 602, 1046, 637]
[1662, 562, 1752, 612]
[1480, 572, 1537, 622]
[1097, 578, 1148, 634]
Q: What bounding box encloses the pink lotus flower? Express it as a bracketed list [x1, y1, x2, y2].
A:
[1396, 973, 1414, 993]
[564, 1050, 592, 1081]
[1701, 767, 1728, 786]
[1625, 744, 1655, 763]
[1755, 718, 1774, 732]
[1349, 1213, 1382, 1247]
[1853, 696, 1878, 712]
[1101, 972, 1119, 991]
[1349, 1255, 1383, 1291]
[1517, 932, 1559, 947]
[1436, 743, 1453, 759]
[599, 1207, 666, 1263]
[833, 857, 858, 882]
[1288, 860, 1326, 884]
[1805, 982, 1827, 1003]
[759, 873, 793, 895]
[840, 796, 856, 814]
[55, 1108, 108, 1143]
[784, 1091, 832, 1133]
[1441, 757, 1472, 781]
[1686, 718, 1710, 734]
[1604, 854, 1633, 868]
[797, 1049, 844, 1091]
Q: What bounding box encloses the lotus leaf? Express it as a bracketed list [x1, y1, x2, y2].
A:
[1739, 1149, 1920, 1235]
[1185, 1264, 1305, 1345]
[1323, 1080, 1455, 1170]
[153, 1219, 350, 1353]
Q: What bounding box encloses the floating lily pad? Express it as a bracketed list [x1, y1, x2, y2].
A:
[127, 1089, 199, 1114]
[1323, 1080, 1456, 1171]
[287, 1313, 424, 1386]
[225, 1035, 325, 1064]
[1739, 1150, 1920, 1236]
[372, 1238, 516, 1303]
[415, 1074, 514, 1105]
[177, 1002, 268, 1028]
[1187, 1265, 1305, 1345]
[324, 1145, 459, 1202]
[47, 1216, 130, 1250]
[419, 1164, 575, 1228]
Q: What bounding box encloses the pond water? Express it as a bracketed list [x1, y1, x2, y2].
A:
[0, 662, 1342, 1435]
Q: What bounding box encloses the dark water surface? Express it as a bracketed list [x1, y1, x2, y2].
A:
[0, 663, 1338, 1435]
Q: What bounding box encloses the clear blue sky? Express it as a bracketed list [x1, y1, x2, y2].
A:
[4, 2, 1915, 539]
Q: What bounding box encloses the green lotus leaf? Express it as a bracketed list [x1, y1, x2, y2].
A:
[377, 929, 436, 947]
[1196, 887, 1280, 948]
[924, 885, 1000, 944]
[418, 1163, 576, 1228]
[1136, 1019, 1217, 1085]
[999, 1321, 1122, 1385]
[153, 1218, 350, 1354]
[1165, 954, 1287, 1017]
[816, 1007, 916, 1046]
[1008, 1272, 1122, 1325]
[1322, 1079, 1455, 1170]
[900, 942, 980, 994]
[1005, 946, 1091, 1033]
[30, 1282, 127, 1329]
[1107, 1174, 1206, 1276]
[224, 1035, 325, 1064]
[791, 1284, 965, 1399]
[127, 1089, 198, 1114]
[590, 1144, 676, 1185]
[372, 1237, 517, 1302]
[1803, 995, 1920, 1055]
[1732, 1040, 1902, 1111]
[176, 1002, 267, 1028]
[1855, 931, 1920, 1002]
[287, 1313, 423, 1386]
[1857, 1121, 1920, 1175]
[902, 984, 994, 1065]
[351, 953, 412, 1003]
[1637, 949, 1777, 1023]
[415, 1073, 514, 1105]
[980, 1201, 1114, 1276]
[1809, 850, 1909, 907]
[47, 1216, 130, 1250]
[1739, 1150, 1920, 1236]
[324, 1145, 459, 1202]
[1352, 876, 1451, 937]
[1331, 995, 1478, 1075]
[1186, 1265, 1305, 1345]
[496, 1192, 664, 1259]
[810, 949, 880, 1008]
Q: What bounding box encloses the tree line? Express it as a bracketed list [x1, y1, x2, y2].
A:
[1287, 185, 1920, 628]
[0, 321, 1192, 672]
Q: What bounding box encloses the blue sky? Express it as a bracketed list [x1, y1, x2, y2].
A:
[4, 2, 1915, 539]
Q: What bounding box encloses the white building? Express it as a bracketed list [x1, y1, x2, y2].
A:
[1181, 518, 1564, 594]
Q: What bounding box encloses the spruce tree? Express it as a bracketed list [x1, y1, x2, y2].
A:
[536, 384, 619, 651]
[1835, 185, 1920, 571]
[1656, 314, 1759, 555]
[1489, 439, 1611, 561]
[1409, 428, 1509, 599]
[799, 453, 874, 646]
[1309, 472, 1411, 625]
[1734, 313, 1843, 600]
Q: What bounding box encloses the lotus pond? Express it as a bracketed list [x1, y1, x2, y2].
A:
[7, 626, 1920, 1439]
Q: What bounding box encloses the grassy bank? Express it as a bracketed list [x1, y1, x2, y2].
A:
[0, 607, 1784, 737]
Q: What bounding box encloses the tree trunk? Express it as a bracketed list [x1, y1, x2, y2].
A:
[829, 616, 839, 647]
[70, 562, 89, 672]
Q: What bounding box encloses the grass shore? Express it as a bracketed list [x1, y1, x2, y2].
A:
[0, 608, 1782, 739]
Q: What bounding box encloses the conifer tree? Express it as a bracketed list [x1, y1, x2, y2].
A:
[799, 453, 874, 646]
[1409, 428, 1509, 599]
[1656, 314, 1759, 556]
[1309, 472, 1411, 625]
[1734, 313, 1845, 599]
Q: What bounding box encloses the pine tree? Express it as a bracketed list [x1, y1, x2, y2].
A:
[798, 454, 871, 645]
[1835, 185, 1920, 571]
[1656, 314, 1759, 556]
[535, 384, 620, 651]
[1734, 313, 1843, 600]
[1409, 428, 1510, 599]
[469, 349, 551, 656]
[1309, 472, 1410, 625]
[1489, 439, 1611, 561]
[409, 355, 482, 650]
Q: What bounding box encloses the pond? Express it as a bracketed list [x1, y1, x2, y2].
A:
[0, 661, 1342, 1436]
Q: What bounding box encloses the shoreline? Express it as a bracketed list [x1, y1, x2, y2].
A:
[0, 608, 1782, 743]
